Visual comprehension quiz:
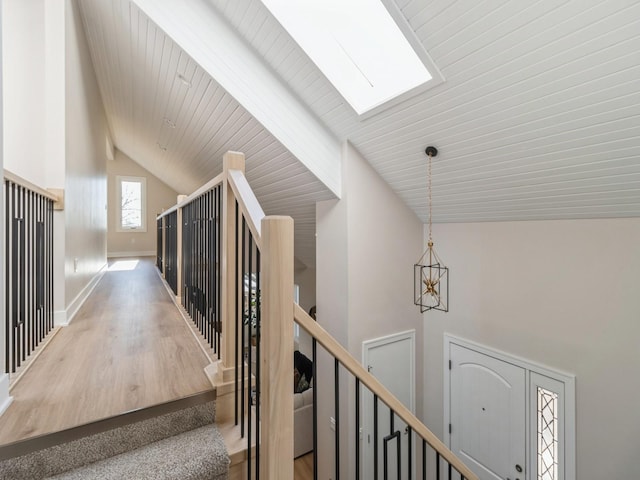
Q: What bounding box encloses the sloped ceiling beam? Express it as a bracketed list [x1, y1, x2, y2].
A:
[132, 0, 342, 198]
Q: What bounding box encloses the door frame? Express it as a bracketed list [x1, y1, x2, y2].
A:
[443, 334, 576, 480]
[362, 329, 416, 480]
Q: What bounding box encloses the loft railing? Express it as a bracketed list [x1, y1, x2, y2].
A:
[3, 170, 57, 377]
[156, 151, 478, 480]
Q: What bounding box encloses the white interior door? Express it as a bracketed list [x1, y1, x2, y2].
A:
[450, 344, 526, 480]
[363, 330, 415, 480]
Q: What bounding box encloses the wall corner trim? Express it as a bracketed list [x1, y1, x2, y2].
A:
[0, 374, 13, 418]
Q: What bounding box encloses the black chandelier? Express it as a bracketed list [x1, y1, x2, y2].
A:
[414, 146, 449, 313]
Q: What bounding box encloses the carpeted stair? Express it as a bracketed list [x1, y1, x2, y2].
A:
[0, 401, 229, 480]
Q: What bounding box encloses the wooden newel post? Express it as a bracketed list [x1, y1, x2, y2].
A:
[221, 151, 245, 377]
[260, 215, 294, 480]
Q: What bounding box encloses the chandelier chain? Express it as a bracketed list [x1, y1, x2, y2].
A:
[428, 151, 433, 243]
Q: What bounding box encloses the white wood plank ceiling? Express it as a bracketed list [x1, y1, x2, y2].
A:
[211, 0, 640, 223]
[79, 0, 640, 271]
[77, 0, 336, 267]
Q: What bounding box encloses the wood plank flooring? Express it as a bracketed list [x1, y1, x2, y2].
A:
[0, 258, 213, 446]
[294, 452, 313, 480]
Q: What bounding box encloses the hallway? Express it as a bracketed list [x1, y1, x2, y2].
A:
[0, 258, 213, 446]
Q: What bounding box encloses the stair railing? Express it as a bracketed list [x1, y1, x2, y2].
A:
[294, 304, 478, 480]
[3, 170, 57, 378]
[156, 151, 478, 480]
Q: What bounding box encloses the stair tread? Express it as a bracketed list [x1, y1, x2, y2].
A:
[47, 424, 229, 480]
[0, 401, 219, 480]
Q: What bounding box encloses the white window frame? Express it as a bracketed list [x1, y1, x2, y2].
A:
[443, 334, 576, 480]
[116, 176, 147, 233]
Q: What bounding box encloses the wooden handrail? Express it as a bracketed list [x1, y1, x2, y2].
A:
[293, 303, 479, 480]
[156, 171, 225, 220]
[3, 169, 59, 202]
[227, 169, 265, 249]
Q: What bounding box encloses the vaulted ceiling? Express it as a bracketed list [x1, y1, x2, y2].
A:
[78, 0, 640, 267]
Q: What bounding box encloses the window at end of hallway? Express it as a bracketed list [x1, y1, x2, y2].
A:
[117, 176, 147, 232]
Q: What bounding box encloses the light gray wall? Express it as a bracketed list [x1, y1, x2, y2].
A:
[106, 149, 178, 257]
[294, 265, 316, 357]
[423, 218, 640, 480]
[316, 141, 424, 479]
[0, 0, 8, 406]
[63, 0, 108, 307]
[2, 0, 47, 186]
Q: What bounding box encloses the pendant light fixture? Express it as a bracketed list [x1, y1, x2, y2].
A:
[414, 146, 449, 313]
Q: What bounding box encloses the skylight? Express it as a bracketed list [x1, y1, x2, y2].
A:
[260, 0, 433, 116]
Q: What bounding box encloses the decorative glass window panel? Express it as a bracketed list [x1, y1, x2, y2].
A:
[538, 387, 559, 480]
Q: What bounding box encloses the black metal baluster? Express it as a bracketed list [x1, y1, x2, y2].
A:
[208, 191, 214, 349]
[240, 216, 246, 437]
[374, 394, 379, 480]
[247, 231, 253, 480]
[19, 186, 26, 365]
[335, 358, 340, 480]
[408, 426, 412, 480]
[312, 336, 317, 480]
[355, 377, 360, 480]
[448, 461, 452, 480]
[5, 180, 11, 374]
[48, 196, 53, 333]
[255, 248, 261, 480]
[25, 190, 31, 357]
[216, 185, 222, 356]
[422, 439, 427, 480]
[436, 452, 440, 480]
[234, 200, 239, 426]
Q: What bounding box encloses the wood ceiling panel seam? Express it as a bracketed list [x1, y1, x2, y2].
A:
[412, 85, 640, 154]
[401, 0, 442, 20]
[432, 0, 564, 69]
[403, 180, 640, 205]
[352, 53, 640, 147]
[415, 0, 503, 46]
[438, 1, 637, 80]
[207, 120, 264, 160]
[347, 5, 640, 139]
[172, 86, 229, 159]
[403, 176, 640, 203]
[409, 191, 640, 210]
[423, 195, 640, 211]
[167, 76, 216, 158]
[380, 147, 640, 185]
[412, 164, 640, 190]
[408, 0, 470, 34]
[210, 124, 267, 161]
[186, 98, 241, 161]
[366, 94, 640, 163]
[191, 106, 248, 164]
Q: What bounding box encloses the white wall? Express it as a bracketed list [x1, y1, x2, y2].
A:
[2, 0, 47, 185]
[107, 149, 178, 257]
[63, 0, 108, 311]
[294, 265, 316, 356]
[0, 0, 11, 414]
[316, 141, 424, 479]
[423, 218, 640, 480]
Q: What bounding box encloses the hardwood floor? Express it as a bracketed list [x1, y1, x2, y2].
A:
[294, 452, 313, 480]
[0, 258, 213, 446]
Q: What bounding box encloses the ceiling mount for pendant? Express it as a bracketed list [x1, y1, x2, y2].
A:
[414, 145, 449, 313]
[425, 146, 438, 158]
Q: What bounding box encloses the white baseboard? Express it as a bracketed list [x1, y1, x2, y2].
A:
[0, 374, 13, 417]
[107, 250, 156, 259]
[56, 264, 107, 327]
[54, 310, 67, 326]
